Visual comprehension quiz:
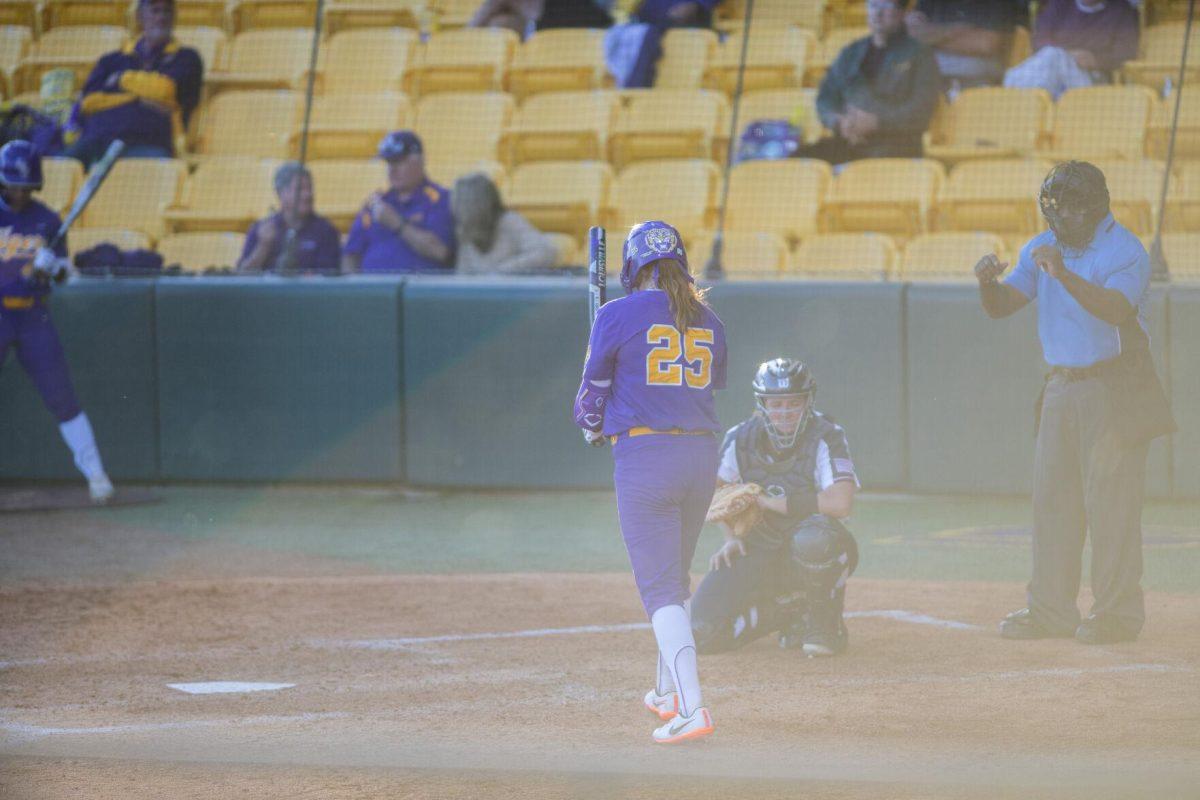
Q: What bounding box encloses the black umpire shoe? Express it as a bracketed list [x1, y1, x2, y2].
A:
[998, 608, 1074, 640]
[1075, 615, 1139, 645]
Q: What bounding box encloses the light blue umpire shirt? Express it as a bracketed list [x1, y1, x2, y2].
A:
[1004, 214, 1151, 368]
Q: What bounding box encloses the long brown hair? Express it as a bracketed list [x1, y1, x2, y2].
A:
[635, 259, 710, 332]
[451, 172, 505, 253]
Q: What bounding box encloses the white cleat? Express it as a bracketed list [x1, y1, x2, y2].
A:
[644, 689, 679, 721]
[88, 474, 114, 504]
[652, 706, 714, 744]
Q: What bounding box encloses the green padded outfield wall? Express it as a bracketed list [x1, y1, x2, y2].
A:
[154, 279, 404, 482]
[0, 280, 158, 480]
[1170, 287, 1199, 497]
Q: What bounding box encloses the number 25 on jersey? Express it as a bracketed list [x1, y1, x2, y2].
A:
[646, 324, 714, 389]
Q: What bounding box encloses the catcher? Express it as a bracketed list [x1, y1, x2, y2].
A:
[690, 358, 859, 657]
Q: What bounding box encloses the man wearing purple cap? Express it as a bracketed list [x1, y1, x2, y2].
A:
[341, 131, 455, 274]
[573, 221, 728, 744]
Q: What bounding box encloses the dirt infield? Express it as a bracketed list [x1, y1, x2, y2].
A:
[2, 568, 1198, 799]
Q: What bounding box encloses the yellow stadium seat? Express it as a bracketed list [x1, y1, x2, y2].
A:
[656, 28, 718, 90]
[163, 157, 279, 233]
[542, 231, 579, 268]
[415, 91, 513, 163]
[936, 159, 1051, 234]
[724, 158, 831, 244]
[900, 231, 1007, 282]
[717, 0, 826, 34]
[0, 26, 34, 100]
[0, 3, 38, 32]
[500, 90, 618, 166]
[41, 0, 128, 30]
[158, 231, 246, 272]
[704, 27, 814, 95]
[69, 227, 153, 253]
[322, 28, 417, 95]
[193, 90, 301, 158]
[230, 0, 319, 31]
[1147, 91, 1200, 160]
[173, 26, 228, 72]
[40, 157, 84, 215]
[1122, 22, 1200, 92]
[722, 89, 825, 151]
[13, 25, 127, 94]
[925, 87, 1052, 163]
[1146, 0, 1197, 24]
[424, 157, 505, 188]
[1161, 160, 1200, 232]
[306, 158, 384, 232]
[610, 159, 720, 243]
[174, 0, 229, 29]
[1040, 86, 1157, 162]
[323, 0, 421, 36]
[507, 28, 610, 100]
[1007, 25, 1031, 68]
[805, 25, 866, 86]
[691, 231, 790, 279]
[822, 158, 944, 238]
[789, 232, 896, 280]
[292, 92, 410, 160]
[1094, 159, 1166, 236]
[506, 160, 613, 237]
[406, 28, 516, 96]
[206, 29, 315, 95]
[609, 89, 727, 170]
[1159, 232, 1200, 280]
[78, 158, 187, 239]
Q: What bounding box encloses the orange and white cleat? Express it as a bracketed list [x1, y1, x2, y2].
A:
[652, 706, 714, 744]
[644, 688, 679, 721]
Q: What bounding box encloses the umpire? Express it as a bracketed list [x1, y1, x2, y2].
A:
[975, 161, 1174, 645]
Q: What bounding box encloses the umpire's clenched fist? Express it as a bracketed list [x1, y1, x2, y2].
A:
[974, 253, 1008, 285]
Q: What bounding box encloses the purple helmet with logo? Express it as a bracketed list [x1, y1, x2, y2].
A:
[0, 140, 43, 190]
[621, 220, 691, 292]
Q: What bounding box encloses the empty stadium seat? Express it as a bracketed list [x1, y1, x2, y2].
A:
[157, 231, 246, 272]
[174, 0, 229, 29]
[507, 28, 610, 99]
[936, 159, 1051, 234]
[0, 26, 32, 98]
[69, 227, 153, 253]
[229, 0, 318, 31]
[505, 160, 612, 237]
[805, 25, 866, 86]
[41, 0, 127, 30]
[174, 26, 228, 72]
[1159, 232, 1200, 280]
[1147, 91, 1200, 160]
[306, 158, 383, 231]
[192, 90, 301, 159]
[656, 28, 718, 90]
[726, 88, 825, 147]
[163, 157, 279, 233]
[13, 25, 126, 94]
[1094, 159, 1167, 236]
[40, 157, 83, 215]
[406, 28, 516, 96]
[716, 0, 826, 34]
[322, 0, 421, 36]
[1162, 160, 1200, 231]
[0, 2, 38, 31]
[789, 232, 896, 280]
[78, 158, 187, 240]
[322, 28, 417, 94]
[1122, 22, 1200, 92]
[610, 159, 719, 243]
[415, 91, 513, 163]
[724, 158, 831, 244]
[822, 158, 944, 238]
[424, 157, 505, 188]
[293, 92, 410, 160]
[431, 0, 483, 29]
[1040, 86, 1157, 162]
[206, 29, 315, 95]
[500, 90, 618, 166]
[924, 87, 1052, 163]
[704, 27, 814, 95]
[609, 89, 727, 169]
[690, 231, 790, 279]
[900, 231, 1007, 282]
[542, 231, 578, 268]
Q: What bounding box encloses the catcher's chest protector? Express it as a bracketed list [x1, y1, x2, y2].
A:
[735, 415, 831, 540]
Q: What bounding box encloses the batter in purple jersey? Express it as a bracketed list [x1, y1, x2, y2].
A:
[0, 141, 113, 502]
[573, 220, 727, 744]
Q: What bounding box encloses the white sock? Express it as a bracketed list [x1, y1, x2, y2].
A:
[58, 412, 107, 481]
[656, 651, 675, 696]
[651, 604, 702, 717]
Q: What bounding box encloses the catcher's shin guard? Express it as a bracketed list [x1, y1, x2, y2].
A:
[789, 515, 857, 652]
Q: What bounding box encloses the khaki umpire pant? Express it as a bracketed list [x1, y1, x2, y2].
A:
[1029, 374, 1148, 635]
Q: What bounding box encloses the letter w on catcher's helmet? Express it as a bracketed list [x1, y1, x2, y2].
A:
[0, 140, 44, 190]
[621, 220, 691, 291]
[752, 358, 816, 450]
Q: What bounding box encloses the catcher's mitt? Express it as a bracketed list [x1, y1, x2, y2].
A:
[706, 482, 763, 538]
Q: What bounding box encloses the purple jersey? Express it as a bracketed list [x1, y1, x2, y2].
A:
[0, 197, 65, 299]
[343, 181, 454, 274]
[577, 289, 727, 436]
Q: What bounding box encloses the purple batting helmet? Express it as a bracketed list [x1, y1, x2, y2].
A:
[0, 140, 43, 190]
[621, 220, 690, 292]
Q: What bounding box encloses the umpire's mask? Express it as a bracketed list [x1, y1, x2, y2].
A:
[1039, 161, 1110, 250]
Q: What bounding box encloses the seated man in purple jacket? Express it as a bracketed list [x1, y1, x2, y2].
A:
[65, 0, 203, 167]
[238, 162, 341, 275]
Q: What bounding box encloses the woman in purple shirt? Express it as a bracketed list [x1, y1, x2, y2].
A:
[573, 220, 727, 744]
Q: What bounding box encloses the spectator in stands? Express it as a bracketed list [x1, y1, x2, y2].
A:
[606, 1, 719, 88]
[451, 173, 557, 274]
[1003, 0, 1139, 100]
[798, 0, 940, 164]
[906, 0, 1023, 90]
[341, 131, 454, 274]
[237, 162, 341, 275]
[64, 0, 203, 167]
[470, 0, 543, 38]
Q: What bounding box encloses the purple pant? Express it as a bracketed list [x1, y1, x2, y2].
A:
[613, 433, 718, 618]
[0, 306, 82, 422]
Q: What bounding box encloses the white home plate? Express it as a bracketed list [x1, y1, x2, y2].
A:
[167, 682, 295, 695]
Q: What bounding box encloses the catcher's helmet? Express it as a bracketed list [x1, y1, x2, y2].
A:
[0, 140, 43, 190]
[752, 358, 816, 450]
[1039, 161, 1109, 250]
[621, 220, 690, 292]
